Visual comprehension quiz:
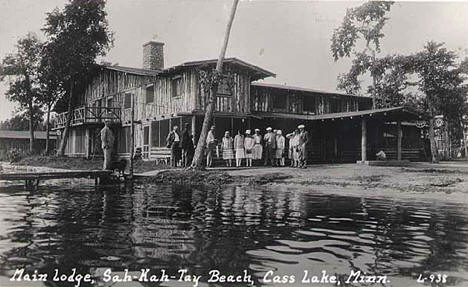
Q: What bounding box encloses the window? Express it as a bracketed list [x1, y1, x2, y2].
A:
[217, 77, 232, 96]
[171, 77, 182, 98]
[303, 96, 316, 114]
[124, 93, 132, 109]
[272, 94, 287, 110]
[106, 97, 113, 108]
[330, 98, 341, 113]
[146, 85, 154, 103]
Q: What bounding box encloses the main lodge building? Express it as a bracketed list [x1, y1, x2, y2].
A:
[53, 41, 424, 163]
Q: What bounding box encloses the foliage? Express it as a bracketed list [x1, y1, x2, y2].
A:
[7, 148, 23, 163]
[331, 1, 393, 61]
[412, 42, 467, 119]
[0, 109, 45, 131]
[41, 0, 113, 156]
[0, 33, 43, 112]
[0, 33, 44, 153]
[331, 1, 394, 102]
[41, 0, 114, 84]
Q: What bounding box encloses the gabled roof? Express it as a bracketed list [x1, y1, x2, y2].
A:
[252, 82, 368, 99]
[255, 106, 421, 122]
[161, 57, 276, 80]
[103, 65, 161, 77]
[0, 130, 56, 140]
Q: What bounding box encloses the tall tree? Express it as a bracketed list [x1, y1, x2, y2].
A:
[190, 0, 240, 169]
[38, 60, 63, 155]
[331, 1, 393, 107]
[0, 33, 43, 153]
[42, 0, 113, 156]
[410, 42, 467, 162]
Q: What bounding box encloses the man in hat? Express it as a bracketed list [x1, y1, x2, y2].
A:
[166, 125, 181, 167]
[297, 124, 310, 168]
[100, 120, 115, 170]
[263, 127, 277, 166]
[206, 125, 216, 167]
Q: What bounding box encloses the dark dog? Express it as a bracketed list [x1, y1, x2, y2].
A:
[111, 159, 127, 177]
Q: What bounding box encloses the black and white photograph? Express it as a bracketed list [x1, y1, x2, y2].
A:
[1, 0, 468, 286]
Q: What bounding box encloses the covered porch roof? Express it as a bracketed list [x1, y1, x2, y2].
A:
[253, 106, 422, 122]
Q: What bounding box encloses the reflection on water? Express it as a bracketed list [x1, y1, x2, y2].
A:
[0, 179, 467, 286]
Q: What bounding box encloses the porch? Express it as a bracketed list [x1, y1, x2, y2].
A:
[53, 106, 121, 129]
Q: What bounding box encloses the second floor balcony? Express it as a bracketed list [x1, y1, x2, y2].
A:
[53, 106, 121, 129]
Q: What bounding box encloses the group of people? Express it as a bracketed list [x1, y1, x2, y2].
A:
[166, 123, 310, 168]
[206, 124, 310, 168]
[166, 123, 195, 167]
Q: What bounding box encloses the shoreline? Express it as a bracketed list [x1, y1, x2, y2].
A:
[2, 160, 468, 204]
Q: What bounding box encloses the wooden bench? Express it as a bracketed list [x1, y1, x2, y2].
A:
[150, 147, 171, 164]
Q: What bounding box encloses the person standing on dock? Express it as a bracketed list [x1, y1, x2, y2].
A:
[100, 120, 115, 170]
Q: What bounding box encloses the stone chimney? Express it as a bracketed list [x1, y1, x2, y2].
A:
[142, 41, 164, 70]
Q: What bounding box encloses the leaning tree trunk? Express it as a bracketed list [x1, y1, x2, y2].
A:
[28, 98, 35, 154]
[57, 81, 74, 157]
[428, 117, 439, 163]
[190, 0, 239, 169]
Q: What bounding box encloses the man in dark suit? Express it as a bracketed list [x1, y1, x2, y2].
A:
[166, 125, 181, 167]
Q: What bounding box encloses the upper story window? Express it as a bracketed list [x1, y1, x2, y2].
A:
[124, 93, 132, 109]
[330, 98, 341, 113]
[272, 94, 287, 110]
[303, 96, 316, 114]
[146, 85, 154, 103]
[217, 77, 232, 97]
[171, 76, 182, 98]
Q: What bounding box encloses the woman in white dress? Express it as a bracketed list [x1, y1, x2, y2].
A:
[222, 131, 234, 167]
[234, 130, 245, 167]
[252, 128, 263, 161]
[244, 130, 255, 167]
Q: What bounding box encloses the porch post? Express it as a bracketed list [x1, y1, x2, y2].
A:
[191, 115, 196, 138]
[85, 128, 91, 159]
[397, 120, 402, 161]
[361, 117, 367, 162]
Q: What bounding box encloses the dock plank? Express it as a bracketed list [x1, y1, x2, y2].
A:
[0, 170, 112, 181]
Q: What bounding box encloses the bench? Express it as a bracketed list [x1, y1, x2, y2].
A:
[150, 147, 171, 164]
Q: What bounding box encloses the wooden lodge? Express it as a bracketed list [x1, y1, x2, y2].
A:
[53, 41, 425, 163]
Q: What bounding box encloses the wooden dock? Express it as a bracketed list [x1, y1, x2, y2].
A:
[0, 170, 113, 188]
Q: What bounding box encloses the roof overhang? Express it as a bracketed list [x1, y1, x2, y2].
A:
[254, 106, 422, 122]
[161, 58, 275, 81]
[251, 82, 369, 99]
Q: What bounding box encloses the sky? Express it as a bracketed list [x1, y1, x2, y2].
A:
[1, 0, 468, 121]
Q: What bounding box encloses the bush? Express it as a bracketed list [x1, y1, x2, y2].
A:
[7, 148, 23, 163]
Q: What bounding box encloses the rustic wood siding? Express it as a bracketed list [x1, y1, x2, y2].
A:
[251, 86, 366, 115]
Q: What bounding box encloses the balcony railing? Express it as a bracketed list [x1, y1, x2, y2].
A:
[53, 106, 121, 129]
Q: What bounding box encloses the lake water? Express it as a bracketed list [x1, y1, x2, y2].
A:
[0, 179, 467, 287]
